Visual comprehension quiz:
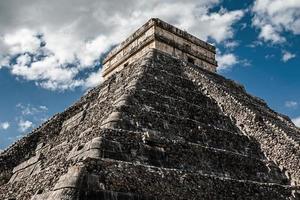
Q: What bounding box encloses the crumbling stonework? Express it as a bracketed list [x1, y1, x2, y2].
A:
[0, 49, 299, 199]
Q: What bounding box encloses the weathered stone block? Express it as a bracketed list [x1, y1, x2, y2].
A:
[62, 110, 85, 131]
[53, 166, 83, 190]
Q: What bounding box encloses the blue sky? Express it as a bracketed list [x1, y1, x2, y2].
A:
[0, 0, 299, 150]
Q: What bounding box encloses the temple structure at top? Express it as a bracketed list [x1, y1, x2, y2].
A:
[102, 18, 218, 79]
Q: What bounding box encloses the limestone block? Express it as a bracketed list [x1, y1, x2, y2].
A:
[126, 78, 139, 89]
[113, 99, 128, 108]
[9, 157, 41, 183]
[113, 96, 128, 107]
[12, 153, 40, 174]
[8, 142, 45, 183]
[88, 137, 102, 149]
[19, 163, 36, 178]
[54, 175, 80, 190]
[98, 85, 109, 98]
[67, 145, 86, 160]
[8, 171, 18, 183]
[67, 137, 103, 161]
[101, 112, 122, 126]
[79, 127, 93, 138]
[53, 165, 83, 190]
[35, 143, 44, 152]
[62, 110, 85, 131]
[98, 96, 108, 104]
[35, 143, 45, 155]
[30, 191, 51, 200]
[50, 141, 68, 151]
[31, 167, 82, 200]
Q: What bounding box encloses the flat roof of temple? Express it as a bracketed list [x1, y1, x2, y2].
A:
[103, 18, 216, 64]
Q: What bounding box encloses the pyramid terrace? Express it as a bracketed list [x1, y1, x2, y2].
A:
[102, 18, 218, 79]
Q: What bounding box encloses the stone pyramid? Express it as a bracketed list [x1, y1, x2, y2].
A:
[1, 19, 300, 200]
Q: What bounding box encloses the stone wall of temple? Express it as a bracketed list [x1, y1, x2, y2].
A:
[102, 18, 217, 79]
[102, 40, 155, 79]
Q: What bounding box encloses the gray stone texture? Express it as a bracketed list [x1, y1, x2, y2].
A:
[0, 49, 299, 199]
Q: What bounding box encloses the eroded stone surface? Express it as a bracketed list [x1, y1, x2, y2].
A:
[62, 110, 86, 131]
[0, 49, 299, 200]
[67, 137, 103, 161]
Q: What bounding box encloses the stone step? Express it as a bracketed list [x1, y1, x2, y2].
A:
[126, 88, 220, 120]
[136, 74, 210, 107]
[102, 118, 259, 161]
[119, 104, 238, 132]
[66, 128, 288, 184]
[143, 60, 276, 122]
[110, 106, 240, 140]
[98, 131, 288, 184]
[100, 127, 262, 159]
[80, 158, 296, 200]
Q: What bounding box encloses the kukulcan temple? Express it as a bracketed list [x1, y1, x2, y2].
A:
[0, 18, 299, 200]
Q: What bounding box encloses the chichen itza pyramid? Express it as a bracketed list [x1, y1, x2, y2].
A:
[0, 18, 299, 199]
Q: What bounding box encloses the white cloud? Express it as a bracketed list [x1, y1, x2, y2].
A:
[11, 55, 83, 90]
[258, 24, 285, 43]
[16, 54, 32, 66]
[195, 9, 244, 43]
[84, 68, 103, 89]
[252, 0, 300, 43]
[0, 0, 245, 91]
[292, 116, 300, 127]
[224, 41, 239, 49]
[240, 58, 251, 67]
[285, 101, 298, 108]
[15, 104, 49, 128]
[217, 53, 238, 71]
[0, 56, 10, 68]
[246, 40, 263, 48]
[16, 103, 48, 116]
[39, 105, 48, 111]
[0, 122, 10, 130]
[18, 119, 33, 132]
[2, 29, 41, 54]
[282, 51, 296, 62]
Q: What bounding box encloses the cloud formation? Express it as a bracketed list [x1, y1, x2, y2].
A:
[0, 0, 244, 91]
[252, 0, 300, 43]
[285, 100, 298, 109]
[18, 119, 33, 132]
[282, 51, 296, 62]
[16, 103, 48, 116]
[0, 122, 10, 130]
[217, 53, 238, 71]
